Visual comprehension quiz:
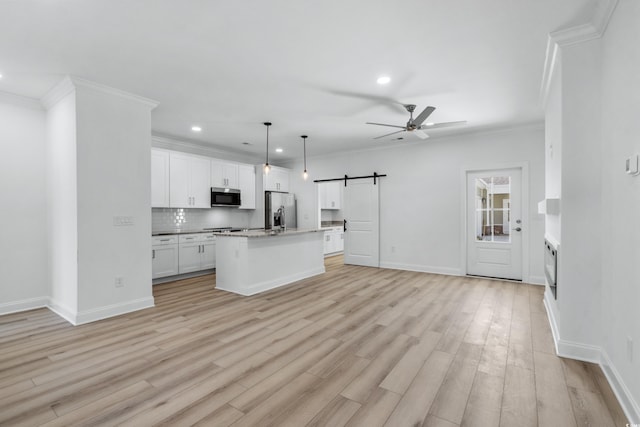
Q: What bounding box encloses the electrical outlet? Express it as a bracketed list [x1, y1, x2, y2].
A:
[627, 336, 633, 362]
[115, 277, 124, 288]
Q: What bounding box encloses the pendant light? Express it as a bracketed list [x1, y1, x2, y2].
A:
[301, 135, 309, 180]
[263, 122, 272, 174]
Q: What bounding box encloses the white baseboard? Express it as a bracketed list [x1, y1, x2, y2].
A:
[543, 291, 639, 423]
[379, 262, 462, 277]
[601, 350, 640, 424]
[73, 297, 155, 325]
[216, 267, 325, 296]
[0, 296, 48, 316]
[47, 298, 78, 325]
[527, 275, 546, 285]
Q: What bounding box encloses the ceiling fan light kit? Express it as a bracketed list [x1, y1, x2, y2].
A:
[366, 104, 466, 140]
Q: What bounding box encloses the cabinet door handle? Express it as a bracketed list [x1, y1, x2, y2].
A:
[344, 219, 347, 232]
[152, 249, 155, 259]
[160, 239, 170, 242]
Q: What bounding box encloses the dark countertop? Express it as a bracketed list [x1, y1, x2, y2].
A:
[152, 227, 257, 236]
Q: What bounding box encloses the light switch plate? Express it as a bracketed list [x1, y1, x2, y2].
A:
[113, 216, 134, 226]
[625, 154, 639, 175]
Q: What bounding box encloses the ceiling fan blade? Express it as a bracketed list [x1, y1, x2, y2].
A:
[366, 122, 406, 129]
[414, 129, 430, 139]
[420, 120, 467, 130]
[413, 106, 436, 126]
[374, 130, 406, 140]
[322, 88, 407, 113]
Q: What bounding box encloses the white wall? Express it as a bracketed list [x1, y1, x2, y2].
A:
[542, 0, 640, 421]
[46, 90, 79, 317]
[0, 93, 49, 314]
[544, 56, 562, 243]
[599, 0, 640, 418]
[286, 125, 545, 282]
[74, 84, 156, 319]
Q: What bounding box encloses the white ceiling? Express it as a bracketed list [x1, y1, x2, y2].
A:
[0, 0, 593, 160]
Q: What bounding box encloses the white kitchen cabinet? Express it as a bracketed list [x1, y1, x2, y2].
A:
[170, 152, 211, 208]
[178, 233, 216, 274]
[238, 164, 256, 209]
[151, 149, 170, 207]
[323, 228, 344, 255]
[264, 166, 290, 192]
[152, 235, 179, 279]
[211, 159, 239, 189]
[320, 181, 342, 210]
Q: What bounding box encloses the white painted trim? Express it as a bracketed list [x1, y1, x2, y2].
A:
[544, 290, 639, 424]
[41, 75, 158, 110]
[380, 262, 462, 277]
[41, 76, 76, 109]
[527, 275, 546, 285]
[601, 350, 640, 424]
[460, 162, 530, 282]
[0, 297, 48, 316]
[47, 298, 78, 325]
[73, 297, 155, 325]
[152, 134, 262, 165]
[216, 266, 325, 296]
[0, 90, 43, 110]
[539, 0, 618, 106]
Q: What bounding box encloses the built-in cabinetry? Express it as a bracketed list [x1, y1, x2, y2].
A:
[323, 227, 344, 255]
[211, 160, 239, 189]
[152, 232, 217, 280]
[151, 148, 257, 209]
[151, 149, 170, 208]
[264, 166, 290, 192]
[169, 152, 211, 208]
[238, 165, 256, 209]
[320, 181, 342, 210]
[178, 233, 216, 274]
[152, 235, 179, 278]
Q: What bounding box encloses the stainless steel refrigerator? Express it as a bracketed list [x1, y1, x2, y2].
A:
[265, 191, 297, 230]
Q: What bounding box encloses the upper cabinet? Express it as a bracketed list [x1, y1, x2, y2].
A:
[264, 166, 290, 193]
[211, 160, 239, 189]
[169, 152, 211, 208]
[320, 181, 342, 210]
[151, 149, 170, 207]
[238, 164, 256, 210]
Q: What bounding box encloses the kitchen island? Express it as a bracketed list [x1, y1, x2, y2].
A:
[214, 229, 325, 296]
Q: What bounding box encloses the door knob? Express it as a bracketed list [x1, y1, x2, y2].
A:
[513, 227, 522, 232]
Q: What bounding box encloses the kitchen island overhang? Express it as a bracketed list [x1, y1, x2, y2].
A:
[214, 229, 325, 296]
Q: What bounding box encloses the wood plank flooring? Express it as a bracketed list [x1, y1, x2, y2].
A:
[0, 256, 628, 426]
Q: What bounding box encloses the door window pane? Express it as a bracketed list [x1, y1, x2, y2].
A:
[475, 176, 511, 243]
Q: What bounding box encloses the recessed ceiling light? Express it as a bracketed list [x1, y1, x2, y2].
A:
[191, 126, 202, 132]
[376, 75, 391, 85]
[0, 74, 3, 79]
[275, 148, 283, 153]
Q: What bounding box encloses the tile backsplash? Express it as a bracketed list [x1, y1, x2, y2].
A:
[152, 208, 251, 232]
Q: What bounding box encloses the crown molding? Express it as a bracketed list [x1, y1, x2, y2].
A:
[539, 0, 618, 106]
[152, 133, 262, 164]
[0, 90, 43, 111]
[41, 75, 158, 110]
[41, 76, 76, 109]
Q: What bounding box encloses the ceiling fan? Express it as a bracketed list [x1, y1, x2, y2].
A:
[366, 104, 466, 140]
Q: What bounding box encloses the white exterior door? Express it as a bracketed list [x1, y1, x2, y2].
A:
[467, 168, 522, 280]
[344, 180, 379, 267]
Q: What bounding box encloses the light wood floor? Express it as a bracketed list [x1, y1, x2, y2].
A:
[0, 256, 628, 426]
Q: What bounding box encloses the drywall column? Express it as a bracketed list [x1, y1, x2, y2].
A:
[43, 77, 158, 324]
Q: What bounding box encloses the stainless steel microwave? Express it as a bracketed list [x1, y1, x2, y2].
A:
[211, 187, 241, 207]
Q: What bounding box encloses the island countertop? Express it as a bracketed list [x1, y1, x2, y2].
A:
[212, 228, 322, 238]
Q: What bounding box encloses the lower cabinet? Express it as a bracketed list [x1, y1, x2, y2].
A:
[178, 233, 216, 274]
[153, 233, 216, 279]
[323, 228, 344, 255]
[152, 236, 179, 279]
